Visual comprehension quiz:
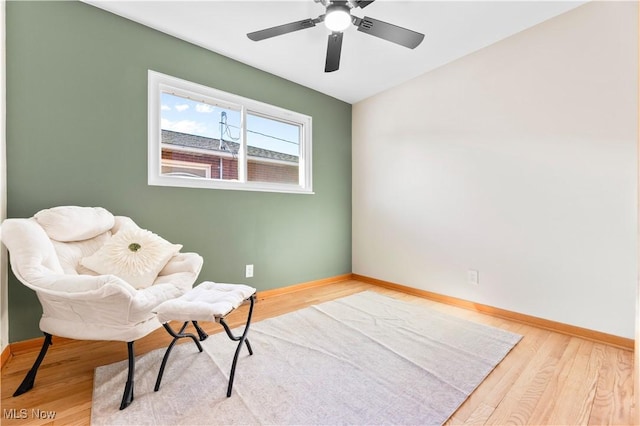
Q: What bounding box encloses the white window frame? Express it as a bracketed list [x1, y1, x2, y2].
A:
[148, 70, 313, 194]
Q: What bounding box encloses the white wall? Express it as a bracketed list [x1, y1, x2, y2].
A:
[1, 0, 7, 355]
[353, 1, 638, 338]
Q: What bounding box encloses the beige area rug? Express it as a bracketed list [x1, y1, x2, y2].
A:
[91, 291, 521, 425]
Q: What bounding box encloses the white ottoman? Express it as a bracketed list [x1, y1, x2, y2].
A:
[153, 281, 257, 397]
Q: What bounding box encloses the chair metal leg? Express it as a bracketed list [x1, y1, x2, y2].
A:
[16, 335, 147, 411]
[219, 294, 256, 397]
[120, 341, 135, 410]
[155, 322, 203, 392]
[13, 333, 52, 397]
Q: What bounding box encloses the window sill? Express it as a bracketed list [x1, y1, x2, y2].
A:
[149, 176, 314, 194]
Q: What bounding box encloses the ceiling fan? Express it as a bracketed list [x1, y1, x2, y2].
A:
[247, 0, 425, 73]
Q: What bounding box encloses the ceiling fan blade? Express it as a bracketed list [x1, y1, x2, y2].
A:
[247, 18, 318, 41]
[355, 0, 375, 8]
[324, 32, 344, 73]
[356, 16, 424, 49]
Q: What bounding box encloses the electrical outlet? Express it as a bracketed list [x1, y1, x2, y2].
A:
[245, 264, 254, 278]
[468, 270, 479, 286]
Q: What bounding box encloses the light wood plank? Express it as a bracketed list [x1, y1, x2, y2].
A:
[524, 336, 583, 425]
[545, 338, 601, 425]
[464, 403, 496, 425]
[589, 344, 634, 425]
[484, 332, 572, 425]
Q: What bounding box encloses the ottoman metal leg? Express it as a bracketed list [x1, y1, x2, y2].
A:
[155, 321, 203, 392]
[219, 293, 256, 397]
[192, 321, 209, 341]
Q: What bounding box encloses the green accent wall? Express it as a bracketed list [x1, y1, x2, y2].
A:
[6, 1, 352, 342]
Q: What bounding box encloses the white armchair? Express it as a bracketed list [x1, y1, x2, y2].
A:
[1, 206, 204, 409]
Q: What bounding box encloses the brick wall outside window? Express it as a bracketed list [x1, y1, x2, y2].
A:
[162, 149, 297, 183]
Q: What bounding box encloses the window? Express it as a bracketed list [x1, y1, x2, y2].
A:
[148, 71, 313, 193]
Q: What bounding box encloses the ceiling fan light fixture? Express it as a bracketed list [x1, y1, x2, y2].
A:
[324, 4, 351, 32]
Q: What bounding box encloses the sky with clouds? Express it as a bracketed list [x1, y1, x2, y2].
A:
[161, 93, 300, 156]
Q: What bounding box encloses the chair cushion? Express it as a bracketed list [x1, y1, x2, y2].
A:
[80, 225, 182, 289]
[35, 206, 115, 242]
[52, 231, 111, 275]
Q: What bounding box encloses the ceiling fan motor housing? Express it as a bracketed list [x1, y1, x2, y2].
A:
[325, 3, 352, 32]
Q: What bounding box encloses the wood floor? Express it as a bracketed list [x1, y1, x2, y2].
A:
[0, 280, 634, 425]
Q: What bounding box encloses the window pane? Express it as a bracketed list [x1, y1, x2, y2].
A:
[246, 113, 300, 185]
[160, 92, 240, 181]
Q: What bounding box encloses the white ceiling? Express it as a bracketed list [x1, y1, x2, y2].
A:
[86, 0, 586, 104]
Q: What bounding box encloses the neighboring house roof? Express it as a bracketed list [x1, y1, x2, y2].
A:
[162, 129, 299, 163]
